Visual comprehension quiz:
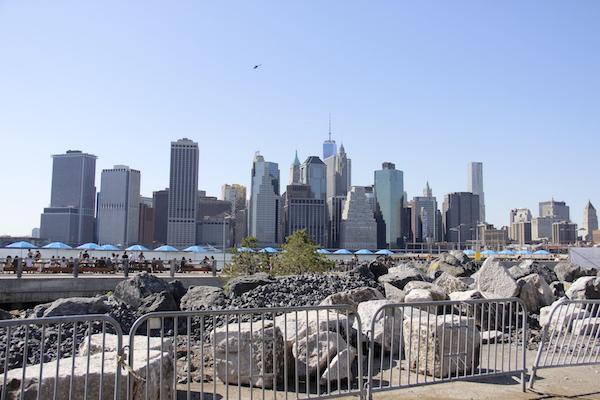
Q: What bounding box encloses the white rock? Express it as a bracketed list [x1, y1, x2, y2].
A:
[274, 310, 350, 349]
[4, 350, 172, 400]
[476, 257, 520, 298]
[539, 299, 589, 332]
[354, 300, 402, 351]
[211, 322, 284, 388]
[481, 330, 506, 344]
[449, 290, 483, 301]
[319, 347, 357, 384]
[572, 318, 600, 336]
[292, 331, 348, 378]
[79, 334, 172, 356]
[319, 287, 384, 311]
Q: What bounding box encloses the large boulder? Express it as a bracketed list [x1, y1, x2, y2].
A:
[4, 349, 173, 400]
[226, 273, 275, 297]
[516, 278, 541, 313]
[437, 253, 461, 266]
[114, 272, 175, 309]
[554, 262, 596, 282]
[319, 287, 384, 311]
[167, 280, 187, 306]
[508, 260, 557, 284]
[354, 300, 402, 351]
[518, 273, 554, 310]
[572, 318, 600, 336]
[292, 331, 352, 378]
[211, 321, 284, 388]
[179, 286, 226, 311]
[449, 290, 483, 302]
[383, 283, 405, 302]
[403, 313, 480, 378]
[139, 291, 178, 313]
[368, 260, 389, 279]
[319, 347, 357, 384]
[405, 287, 448, 303]
[550, 281, 565, 298]
[427, 261, 467, 280]
[79, 334, 172, 356]
[476, 257, 520, 298]
[565, 277, 600, 300]
[449, 250, 470, 265]
[540, 299, 589, 331]
[434, 272, 470, 294]
[0, 308, 13, 320]
[41, 296, 109, 318]
[378, 268, 425, 290]
[274, 310, 350, 349]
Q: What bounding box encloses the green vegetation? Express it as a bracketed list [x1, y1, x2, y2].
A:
[223, 231, 333, 276]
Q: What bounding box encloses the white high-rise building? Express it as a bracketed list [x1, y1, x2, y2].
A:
[468, 161, 485, 223]
[97, 165, 141, 247]
[167, 138, 199, 248]
[339, 186, 377, 250]
[582, 201, 598, 242]
[249, 153, 282, 246]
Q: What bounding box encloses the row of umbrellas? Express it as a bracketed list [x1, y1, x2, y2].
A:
[237, 247, 395, 255]
[4, 241, 219, 253]
[463, 249, 551, 256]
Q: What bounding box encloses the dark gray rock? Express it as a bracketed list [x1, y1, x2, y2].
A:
[378, 268, 424, 290]
[168, 280, 187, 306]
[0, 308, 12, 320]
[549, 281, 565, 298]
[180, 286, 226, 311]
[226, 273, 275, 297]
[566, 277, 600, 300]
[114, 272, 174, 309]
[349, 263, 375, 280]
[368, 260, 389, 279]
[140, 291, 178, 313]
[437, 253, 461, 266]
[554, 262, 596, 283]
[508, 260, 557, 284]
[42, 296, 109, 317]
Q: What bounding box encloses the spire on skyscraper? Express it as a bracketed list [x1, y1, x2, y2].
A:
[293, 150, 300, 166]
[424, 181, 432, 197]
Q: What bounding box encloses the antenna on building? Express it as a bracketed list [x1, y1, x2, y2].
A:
[328, 113, 332, 141]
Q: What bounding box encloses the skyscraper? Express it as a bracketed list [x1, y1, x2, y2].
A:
[96, 165, 141, 247]
[249, 153, 282, 246]
[283, 183, 328, 246]
[300, 156, 327, 201]
[289, 151, 301, 184]
[167, 138, 199, 248]
[539, 200, 570, 222]
[221, 184, 248, 246]
[374, 162, 404, 248]
[40, 150, 97, 245]
[152, 189, 169, 246]
[323, 142, 351, 248]
[582, 201, 598, 242]
[138, 196, 154, 247]
[339, 186, 377, 249]
[322, 115, 337, 160]
[442, 192, 480, 245]
[468, 162, 485, 223]
[411, 182, 439, 243]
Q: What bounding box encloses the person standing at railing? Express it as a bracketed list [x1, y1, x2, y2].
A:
[25, 255, 34, 271]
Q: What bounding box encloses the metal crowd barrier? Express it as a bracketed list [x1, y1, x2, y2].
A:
[529, 299, 600, 389]
[126, 305, 365, 400]
[0, 314, 123, 400]
[366, 298, 528, 398]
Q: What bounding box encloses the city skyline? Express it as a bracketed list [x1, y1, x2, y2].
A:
[2, 2, 600, 235]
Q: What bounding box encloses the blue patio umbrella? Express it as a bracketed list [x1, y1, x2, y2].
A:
[316, 249, 331, 254]
[375, 249, 394, 255]
[205, 244, 219, 252]
[99, 244, 120, 251]
[333, 249, 352, 255]
[154, 245, 178, 252]
[259, 247, 279, 254]
[237, 247, 255, 253]
[481, 250, 497, 256]
[533, 250, 550, 255]
[184, 245, 208, 253]
[516, 250, 532, 255]
[77, 243, 101, 250]
[499, 249, 515, 255]
[355, 249, 374, 255]
[125, 244, 149, 251]
[43, 242, 72, 249]
[463, 249, 476, 256]
[6, 241, 36, 249]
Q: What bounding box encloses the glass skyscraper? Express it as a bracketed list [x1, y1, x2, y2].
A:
[374, 162, 404, 248]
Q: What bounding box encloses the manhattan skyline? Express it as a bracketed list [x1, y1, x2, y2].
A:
[1, 1, 600, 235]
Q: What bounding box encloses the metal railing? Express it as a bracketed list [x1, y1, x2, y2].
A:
[0, 314, 123, 400]
[126, 305, 365, 400]
[366, 298, 528, 398]
[529, 299, 600, 389]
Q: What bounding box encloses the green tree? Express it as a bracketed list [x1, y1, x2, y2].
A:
[272, 230, 333, 275]
[224, 236, 269, 275]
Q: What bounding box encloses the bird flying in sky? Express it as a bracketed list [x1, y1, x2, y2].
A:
[252, 64, 262, 69]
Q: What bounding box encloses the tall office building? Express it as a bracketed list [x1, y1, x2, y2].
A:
[322, 116, 337, 160]
[411, 182, 439, 243]
[138, 196, 154, 247]
[552, 221, 578, 244]
[468, 162, 485, 223]
[532, 216, 555, 241]
[582, 201, 598, 242]
[339, 186, 377, 249]
[374, 162, 404, 248]
[282, 183, 328, 246]
[509, 208, 532, 242]
[300, 157, 327, 201]
[196, 193, 232, 247]
[40, 150, 97, 245]
[96, 165, 141, 247]
[221, 184, 248, 246]
[442, 192, 480, 245]
[152, 189, 169, 246]
[539, 200, 570, 222]
[167, 138, 199, 248]
[323, 144, 351, 248]
[289, 151, 301, 184]
[249, 153, 282, 246]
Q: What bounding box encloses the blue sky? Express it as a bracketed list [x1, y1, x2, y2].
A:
[1, 1, 599, 236]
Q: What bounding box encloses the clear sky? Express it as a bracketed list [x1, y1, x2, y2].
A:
[1, 1, 599, 236]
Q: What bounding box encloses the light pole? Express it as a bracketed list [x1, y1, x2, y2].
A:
[449, 227, 462, 250]
[221, 213, 233, 275]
